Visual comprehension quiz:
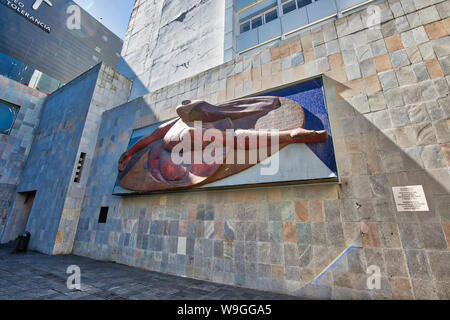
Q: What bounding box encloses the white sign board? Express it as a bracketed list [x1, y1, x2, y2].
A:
[392, 185, 429, 212]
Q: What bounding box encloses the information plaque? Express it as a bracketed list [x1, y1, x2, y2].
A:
[392, 185, 429, 212]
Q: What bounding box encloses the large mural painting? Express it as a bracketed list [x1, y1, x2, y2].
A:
[113, 77, 337, 195]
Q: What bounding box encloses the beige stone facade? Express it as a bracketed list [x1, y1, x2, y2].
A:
[2, 0, 449, 300]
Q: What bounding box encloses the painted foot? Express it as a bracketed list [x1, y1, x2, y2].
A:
[290, 128, 328, 143]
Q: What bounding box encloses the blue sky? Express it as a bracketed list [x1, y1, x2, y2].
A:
[74, 0, 135, 39]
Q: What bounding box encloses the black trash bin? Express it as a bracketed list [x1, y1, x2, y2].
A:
[14, 232, 31, 253]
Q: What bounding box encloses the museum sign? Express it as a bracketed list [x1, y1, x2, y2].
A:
[1, 0, 53, 33]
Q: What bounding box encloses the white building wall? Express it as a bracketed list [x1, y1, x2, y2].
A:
[120, 0, 226, 100]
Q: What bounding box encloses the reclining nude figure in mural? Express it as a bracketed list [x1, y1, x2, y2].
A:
[117, 97, 328, 191]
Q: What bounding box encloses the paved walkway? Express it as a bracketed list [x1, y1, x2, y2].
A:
[0, 245, 298, 300]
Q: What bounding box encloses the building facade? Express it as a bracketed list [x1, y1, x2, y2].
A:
[0, 0, 126, 234]
[119, 0, 399, 99]
[0, 76, 47, 241]
[0, 0, 124, 93]
[1, 0, 450, 299]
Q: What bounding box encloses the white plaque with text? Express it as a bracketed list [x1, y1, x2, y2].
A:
[392, 185, 429, 212]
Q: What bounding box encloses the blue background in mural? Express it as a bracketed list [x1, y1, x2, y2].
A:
[261, 77, 337, 175]
[127, 124, 158, 150]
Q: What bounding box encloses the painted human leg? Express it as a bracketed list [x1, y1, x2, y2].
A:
[233, 127, 328, 150]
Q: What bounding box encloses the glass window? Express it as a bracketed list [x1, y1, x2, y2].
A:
[282, 0, 297, 14]
[251, 16, 263, 29]
[240, 21, 251, 34]
[265, 9, 278, 23]
[237, 0, 255, 11]
[297, 0, 312, 9]
[0, 100, 19, 135]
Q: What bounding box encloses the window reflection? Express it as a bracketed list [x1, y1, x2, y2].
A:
[0, 100, 20, 135]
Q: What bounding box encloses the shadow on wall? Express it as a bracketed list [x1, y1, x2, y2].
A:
[288, 76, 449, 299]
[117, 57, 149, 101]
[73, 95, 161, 258]
[74, 74, 449, 300]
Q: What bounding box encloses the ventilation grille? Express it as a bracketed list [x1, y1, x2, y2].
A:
[74, 152, 86, 183]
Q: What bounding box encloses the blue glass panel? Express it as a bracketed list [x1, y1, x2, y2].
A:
[265, 9, 278, 23]
[237, 0, 258, 11]
[251, 16, 263, 28]
[282, 1, 297, 14]
[0, 101, 19, 135]
[240, 21, 251, 33]
[297, 0, 312, 9]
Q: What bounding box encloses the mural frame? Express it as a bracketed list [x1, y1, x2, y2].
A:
[113, 75, 339, 196]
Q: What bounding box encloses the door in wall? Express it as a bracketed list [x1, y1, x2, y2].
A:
[1, 191, 36, 243]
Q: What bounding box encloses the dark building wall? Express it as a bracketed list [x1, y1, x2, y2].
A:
[16, 65, 101, 254]
[2, 63, 132, 254]
[0, 0, 123, 84]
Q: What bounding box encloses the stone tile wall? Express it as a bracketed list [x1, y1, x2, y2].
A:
[70, 0, 450, 299]
[10, 64, 131, 255]
[0, 76, 46, 238]
[53, 64, 131, 254]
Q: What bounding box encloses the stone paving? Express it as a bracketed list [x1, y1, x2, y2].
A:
[0, 245, 300, 300]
